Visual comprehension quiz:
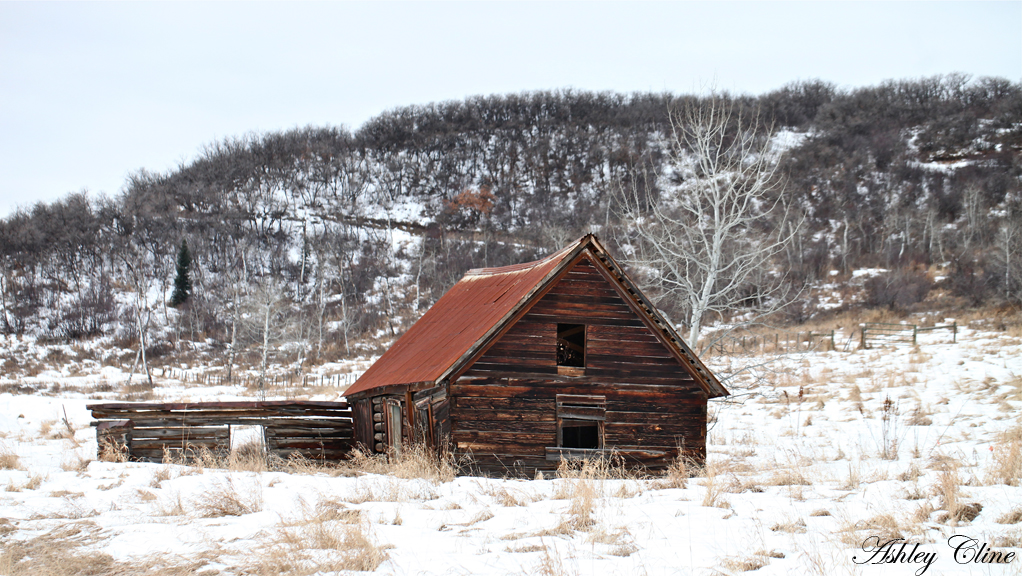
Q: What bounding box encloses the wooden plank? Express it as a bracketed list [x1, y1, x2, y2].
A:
[452, 430, 554, 446]
[605, 409, 703, 423]
[455, 442, 547, 456]
[539, 293, 627, 306]
[451, 382, 696, 398]
[453, 408, 555, 422]
[453, 397, 555, 412]
[88, 400, 349, 411]
[529, 301, 634, 315]
[556, 394, 607, 405]
[470, 355, 555, 369]
[453, 420, 555, 434]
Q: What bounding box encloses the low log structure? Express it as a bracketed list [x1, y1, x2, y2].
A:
[344, 234, 729, 477]
[88, 400, 354, 462]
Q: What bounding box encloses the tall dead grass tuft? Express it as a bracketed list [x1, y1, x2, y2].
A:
[997, 507, 1022, 524]
[228, 440, 268, 473]
[192, 477, 263, 518]
[933, 465, 982, 524]
[651, 452, 692, 490]
[338, 444, 455, 483]
[244, 509, 388, 574]
[986, 426, 1022, 486]
[700, 460, 731, 509]
[533, 541, 577, 576]
[0, 442, 21, 470]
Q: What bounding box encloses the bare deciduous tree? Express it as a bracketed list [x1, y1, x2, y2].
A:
[616, 95, 801, 351]
[240, 279, 295, 398]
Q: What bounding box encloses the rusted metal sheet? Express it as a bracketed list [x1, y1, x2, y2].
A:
[346, 234, 727, 399]
[345, 241, 579, 397]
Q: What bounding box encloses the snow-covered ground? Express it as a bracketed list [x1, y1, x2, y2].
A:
[1, 324, 1020, 575]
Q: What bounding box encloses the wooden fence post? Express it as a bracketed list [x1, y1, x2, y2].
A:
[912, 325, 917, 345]
[860, 326, 867, 349]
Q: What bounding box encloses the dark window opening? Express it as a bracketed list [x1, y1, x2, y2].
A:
[557, 323, 585, 367]
[561, 422, 600, 449]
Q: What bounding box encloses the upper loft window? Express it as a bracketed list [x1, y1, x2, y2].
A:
[556, 324, 585, 367]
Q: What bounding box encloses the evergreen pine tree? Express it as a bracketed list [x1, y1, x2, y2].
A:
[170, 239, 192, 307]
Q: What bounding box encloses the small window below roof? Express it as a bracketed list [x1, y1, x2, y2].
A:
[556, 324, 585, 367]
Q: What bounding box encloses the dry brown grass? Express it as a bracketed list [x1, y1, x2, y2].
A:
[932, 465, 982, 524]
[98, 438, 129, 463]
[0, 442, 22, 470]
[242, 509, 389, 574]
[337, 444, 456, 483]
[191, 477, 263, 518]
[719, 554, 770, 572]
[700, 461, 731, 509]
[650, 452, 692, 490]
[838, 513, 909, 546]
[6, 473, 45, 492]
[770, 518, 807, 533]
[0, 520, 210, 576]
[485, 484, 539, 507]
[987, 426, 1022, 486]
[997, 507, 1022, 524]
[228, 441, 268, 473]
[533, 541, 577, 576]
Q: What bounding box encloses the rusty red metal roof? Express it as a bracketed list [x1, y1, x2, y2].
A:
[344, 238, 584, 396]
[345, 234, 728, 399]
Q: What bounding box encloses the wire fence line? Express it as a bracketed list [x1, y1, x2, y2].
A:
[156, 368, 359, 390]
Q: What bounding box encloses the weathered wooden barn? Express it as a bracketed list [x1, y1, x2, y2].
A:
[345, 234, 728, 476]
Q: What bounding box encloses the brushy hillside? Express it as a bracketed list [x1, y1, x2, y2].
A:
[0, 74, 1020, 376]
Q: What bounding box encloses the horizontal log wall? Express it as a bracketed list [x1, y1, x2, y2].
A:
[453, 257, 708, 477]
[88, 400, 354, 463]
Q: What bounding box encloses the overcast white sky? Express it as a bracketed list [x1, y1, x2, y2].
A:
[1, 1, 1019, 218]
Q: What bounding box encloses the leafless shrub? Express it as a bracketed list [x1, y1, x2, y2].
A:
[192, 477, 263, 518]
[877, 396, 900, 460]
